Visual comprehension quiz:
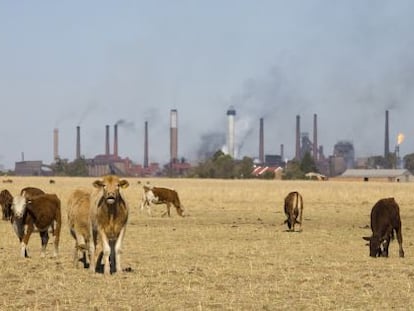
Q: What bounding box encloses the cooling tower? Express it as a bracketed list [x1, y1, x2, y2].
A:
[227, 106, 236, 158]
[295, 115, 300, 160]
[53, 128, 59, 161]
[259, 118, 264, 164]
[144, 121, 149, 168]
[313, 113, 318, 162]
[384, 110, 389, 158]
[113, 124, 118, 157]
[105, 125, 110, 156]
[170, 109, 178, 163]
[76, 126, 81, 159]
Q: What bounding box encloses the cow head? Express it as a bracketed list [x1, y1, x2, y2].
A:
[362, 236, 388, 257]
[11, 195, 28, 240]
[93, 175, 129, 205]
[11, 195, 27, 219]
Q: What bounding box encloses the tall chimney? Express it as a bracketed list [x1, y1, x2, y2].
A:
[313, 113, 318, 162]
[170, 109, 178, 163]
[259, 118, 264, 164]
[384, 110, 390, 159]
[295, 115, 301, 160]
[76, 126, 81, 159]
[227, 106, 236, 158]
[53, 128, 59, 161]
[113, 124, 118, 158]
[144, 121, 149, 168]
[105, 125, 110, 156]
[280, 144, 284, 162]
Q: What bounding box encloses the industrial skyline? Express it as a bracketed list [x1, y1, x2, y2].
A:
[1, 2, 414, 170]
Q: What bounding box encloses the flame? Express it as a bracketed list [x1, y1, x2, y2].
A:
[397, 133, 405, 145]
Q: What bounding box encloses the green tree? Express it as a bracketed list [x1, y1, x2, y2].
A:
[403, 153, 414, 173]
[235, 156, 254, 179]
[66, 157, 89, 176]
[300, 152, 318, 174]
[283, 160, 305, 180]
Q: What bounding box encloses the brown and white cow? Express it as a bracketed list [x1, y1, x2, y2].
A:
[363, 197, 404, 258]
[11, 193, 62, 258]
[90, 175, 129, 275]
[0, 189, 13, 220]
[283, 191, 303, 232]
[67, 189, 95, 269]
[141, 185, 184, 217]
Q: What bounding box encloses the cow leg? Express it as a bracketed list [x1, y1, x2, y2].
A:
[114, 226, 126, 273]
[100, 230, 111, 275]
[89, 227, 98, 272]
[53, 216, 61, 258]
[166, 203, 171, 217]
[298, 206, 303, 232]
[40, 231, 49, 258]
[21, 224, 34, 258]
[396, 227, 405, 258]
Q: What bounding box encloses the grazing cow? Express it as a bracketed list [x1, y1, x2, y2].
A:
[0, 189, 13, 220]
[11, 193, 61, 258]
[49, 179, 56, 184]
[141, 185, 184, 217]
[363, 197, 404, 258]
[283, 191, 303, 232]
[90, 175, 129, 274]
[67, 189, 95, 269]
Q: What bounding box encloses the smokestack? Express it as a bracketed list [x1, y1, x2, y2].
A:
[144, 121, 149, 168]
[259, 118, 264, 164]
[280, 144, 284, 161]
[384, 110, 389, 159]
[313, 113, 318, 162]
[227, 106, 236, 158]
[170, 109, 178, 163]
[295, 115, 301, 160]
[114, 124, 118, 158]
[105, 125, 110, 156]
[53, 128, 59, 161]
[76, 126, 81, 159]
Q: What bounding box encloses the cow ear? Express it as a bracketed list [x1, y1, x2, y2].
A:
[119, 180, 129, 189]
[93, 180, 104, 188]
[362, 236, 371, 241]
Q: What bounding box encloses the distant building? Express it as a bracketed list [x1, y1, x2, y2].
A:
[338, 169, 412, 182]
[15, 161, 52, 176]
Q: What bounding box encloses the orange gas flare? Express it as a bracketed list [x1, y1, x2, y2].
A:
[397, 133, 405, 145]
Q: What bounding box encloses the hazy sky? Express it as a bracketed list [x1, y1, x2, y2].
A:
[1, 1, 414, 170]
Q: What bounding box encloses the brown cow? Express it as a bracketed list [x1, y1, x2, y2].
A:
[363, 197, 404, 258]
[11, 193, 61, 258]
[0, 189, 13, 220]
[141, 185, 184, 217]
[67, 189, 95, 269]
[283, 191, 303, 232]
[90, 175, 129, 274]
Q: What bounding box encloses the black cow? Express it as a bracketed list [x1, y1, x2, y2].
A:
[363, 197, 404, 258]
[0, 189, 13, 220]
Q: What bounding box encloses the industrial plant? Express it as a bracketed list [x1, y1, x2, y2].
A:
[11, 107, 406, 179]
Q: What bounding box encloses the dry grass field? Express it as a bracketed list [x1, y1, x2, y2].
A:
[1, 177, 414, 310]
